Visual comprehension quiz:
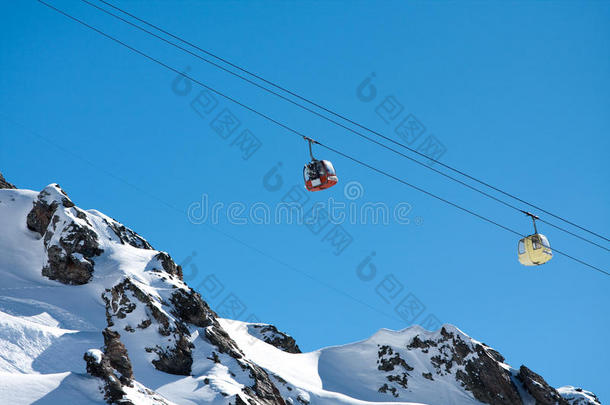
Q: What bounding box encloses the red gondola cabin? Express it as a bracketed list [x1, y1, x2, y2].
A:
[304, 160, 338, 192]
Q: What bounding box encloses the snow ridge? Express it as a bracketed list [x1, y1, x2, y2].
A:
[0, 183, 601, 405]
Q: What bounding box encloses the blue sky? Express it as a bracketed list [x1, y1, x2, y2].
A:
[1, 0, 609, 401]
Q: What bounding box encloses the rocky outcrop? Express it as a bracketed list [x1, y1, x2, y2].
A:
[102, 273, 286, 404]
[247, 324, 301, 354]
[205, 323, 244, 359]
[377, 345, 413, 373]
[518, 366, 569, 405]
[242, 363, 288, 405]
[151, 334, 194, 376]
[376, 345, 412, 394]
[150, 252, 183, 280]
[381, 326, 590, 405]
[103, 217, 153, 250]
[103, 278, 194, 376]
[84, 348, 172, 405]
[26, 184, 74, 236]
[0, 171, 16, 189]
[27, 184, 103, 285]
[169, 288, 215, 327]
[456, 344, 522, 405]
[102, 329, 134, 383]
[401, 327, 524, 405]
[84, 349, 133, 404]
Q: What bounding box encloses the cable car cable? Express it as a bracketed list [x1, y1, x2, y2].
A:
[87, 0, 610, 245]
[317, 142, 610, 276]
[74, 0, 610, 253]
[36, 0, 609, 277]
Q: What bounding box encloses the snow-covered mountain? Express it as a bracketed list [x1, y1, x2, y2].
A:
[0, 174, 601, 405]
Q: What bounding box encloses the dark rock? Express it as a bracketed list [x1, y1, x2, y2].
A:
[235, 396, 249, 405]
[103, 281, 138, 326]
[151, 252, 183, 280]
[59, 222, 102, 258]
[137, 319, 152, 329]
[104, 278, 194, 377]
[518, 365, 569, 405]
[26, 186, 70, 236]
[42, 246, 95, 285]
[27, 185, 103, 285]
[151, 335, 194, 376]
[84, 350, 132, 404]
[404, 327, 523, 405]
[241, 362, 287, 405]
[102, 329, 134, 382]
[376, 345, 411, 396]
[387, 373, 408, 389]
[205, 326, 244, 359]
[248, 324, 301, 354]
[484, 346, 506, 363]
[378, 383, 398, 398]
[41, 220, 104, 285]
[377, 345, 413, 372]
[0, 172, 16, 189]
[407, 335, 436, 350]
[455, 344, 523, 405]
[207, 352, 221, 364]
[170, 288, 216, 327]
[103, 218, 153, 250]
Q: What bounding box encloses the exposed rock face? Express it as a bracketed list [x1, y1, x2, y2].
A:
[205, 323, 244, 359]
[152, 334, 194, 376]
[169, 288, 215, 327]
[26, 184, 74, 236]
[376, 345, 411, 395]
[103, 217, 153, 250]
[27, 184, 103, 285]
[518, 366, 569, 405]
[84, 349, 132, 404]
[103, 329, 134, 383]
[0, 171, 16, 189]
[103, 277, 194, 376]
[242, 362, 288, 405]
[399, 327, 524, 405]
[84, 348, 171, 405]
[247, 324, 301, 354]
[150, 252, 183, 280]
[456, 344, 522, 405]
[99, 265, 285, 404]
[371, 326, 593, 405]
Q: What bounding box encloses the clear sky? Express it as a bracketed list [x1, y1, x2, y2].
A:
[1, 0, 609, 401]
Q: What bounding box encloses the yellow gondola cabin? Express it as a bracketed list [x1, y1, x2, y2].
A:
[518, 211, 552, 266]
[518, 234, 552, 266]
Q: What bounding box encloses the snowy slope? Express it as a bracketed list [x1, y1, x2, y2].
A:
[0, 185, 280, 404]
[0, 182, 601, 405]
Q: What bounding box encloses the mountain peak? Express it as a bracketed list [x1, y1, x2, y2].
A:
[0, 183, 601, 405]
